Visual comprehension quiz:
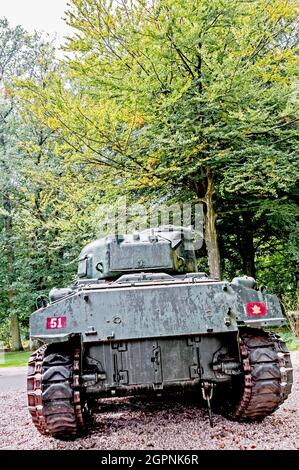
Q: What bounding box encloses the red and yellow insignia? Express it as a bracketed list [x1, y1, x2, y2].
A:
[245, 302, 267, 317]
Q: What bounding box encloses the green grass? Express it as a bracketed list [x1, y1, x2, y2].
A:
[266, 326, 299, 351]
[0, 351, 31, 368]
[276, 330, 299, 351]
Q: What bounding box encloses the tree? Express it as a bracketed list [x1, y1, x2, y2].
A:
[0, 21, 118, 349]
[0, 19, 58, 349]
[0, 18, 33, 350]
[19, 0, 299, 282]
[0, 3, 297, 350]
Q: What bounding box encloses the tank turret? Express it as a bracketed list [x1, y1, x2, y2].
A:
[77, 225, 198, 280]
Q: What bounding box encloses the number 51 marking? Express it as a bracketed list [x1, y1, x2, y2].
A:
[46, 317, 67, 329]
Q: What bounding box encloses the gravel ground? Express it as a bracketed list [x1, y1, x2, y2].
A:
[0, 351, 298, 450]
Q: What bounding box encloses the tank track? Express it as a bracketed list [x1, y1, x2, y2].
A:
[27, 344, 87, 439]
[231, 328, 293, 420]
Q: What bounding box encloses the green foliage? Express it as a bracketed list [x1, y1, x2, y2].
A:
[57, 0, 299, 293]
[0, 317, 11, 347]
[0, 20, 102, 344]
[267, 326, 299, 351]
[0, 2, 299, 345]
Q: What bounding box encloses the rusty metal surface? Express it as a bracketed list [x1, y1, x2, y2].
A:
[231, 329, 293, 420]
[27, 345, 87, 439]
[27, 346, 48, 435]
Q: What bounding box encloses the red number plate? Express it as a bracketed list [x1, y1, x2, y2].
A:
[245, 302, 267, 317]
[46, 317, 67, 329]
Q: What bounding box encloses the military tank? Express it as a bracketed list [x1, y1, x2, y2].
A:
[27, 226, 293, 439]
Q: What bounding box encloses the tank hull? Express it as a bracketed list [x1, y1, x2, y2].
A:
[30, 274, 287, 396]
[28, 273, 292, 439]
[81, 332, 240, 396]
[31, 276, 285, 342]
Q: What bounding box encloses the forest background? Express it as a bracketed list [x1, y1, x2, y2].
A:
[0, 0, 298, 350]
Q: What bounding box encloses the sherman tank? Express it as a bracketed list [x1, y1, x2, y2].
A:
[27, 226, 293, 439]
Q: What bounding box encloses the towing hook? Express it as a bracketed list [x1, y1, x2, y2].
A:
[201, 381, 215, 427]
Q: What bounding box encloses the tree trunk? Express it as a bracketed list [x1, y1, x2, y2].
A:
[238, 213, 256, 278]
[193, 44, 221, 278]
[203, 168, 221, 279]
[10, 312, 23, 351]
[3, 193, 23, 351]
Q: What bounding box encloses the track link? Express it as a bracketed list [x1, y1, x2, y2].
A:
[27, 344, 88, 439]
[231, 328, 293, 420]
